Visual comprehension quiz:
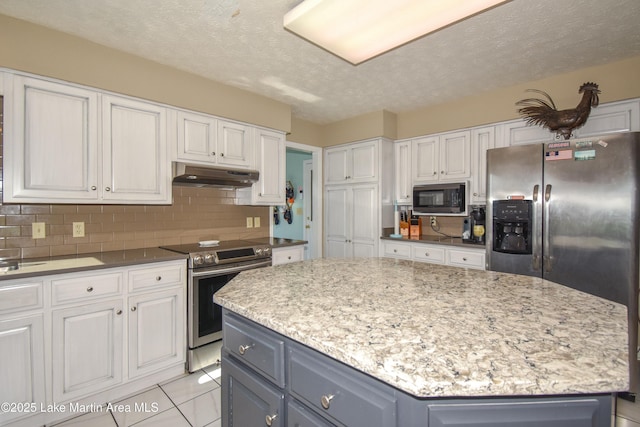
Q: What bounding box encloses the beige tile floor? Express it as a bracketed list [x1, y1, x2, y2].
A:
[52, 364, 222, 427]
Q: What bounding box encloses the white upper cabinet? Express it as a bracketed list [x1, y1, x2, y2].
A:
[176, 110, 252, 169]
[325, 140, 378, 184]
[3, 74, 100, 202]
[470, 126, 496, 205]
[3, 74, 171, 204]
[574, 99, 640, 137]
[102, 95, 170, 203]
[412, 136, 439, 182]
[394, 140, 412, 204]
[217, 120, 253, 168]
[176, 110, 217, 162]
[412, 131, 470, 183]
[499, 119, 553, 146]
[236, 127, 285, 206]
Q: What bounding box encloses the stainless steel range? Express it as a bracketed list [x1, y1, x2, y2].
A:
[160, 240, 272, 372]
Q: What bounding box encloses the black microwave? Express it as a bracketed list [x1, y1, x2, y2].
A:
[413, 182, 467, 215]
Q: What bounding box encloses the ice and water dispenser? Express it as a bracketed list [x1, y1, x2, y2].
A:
[492, 200, 532, 254]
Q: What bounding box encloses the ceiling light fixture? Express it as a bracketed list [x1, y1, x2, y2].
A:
[284, 0, 510, 65]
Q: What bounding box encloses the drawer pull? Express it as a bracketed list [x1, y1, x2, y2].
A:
[393, 249, 397, 253]
[425, 252, 429, 256]
[265, 413, 278, 426]
[287, 256, 292, 260]
[321, 394, 335, 410]
[156, 276, 162, 281]
[116, 310, 122, 315]
[238, 344, 254, 355]
[86, 286, 94, 292]
[463, 257, 468, 261]
[131, 306, 137, 312]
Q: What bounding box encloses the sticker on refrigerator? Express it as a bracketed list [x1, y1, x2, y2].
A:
[575, 140, 594, 148]
[548, 142, 570, 149]
[545, 149, 572, 161]
[574, 149, 596, 161]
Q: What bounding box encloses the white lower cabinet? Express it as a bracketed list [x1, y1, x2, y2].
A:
[382, 240, 485, 270]
[325, 184, 379, 258]
[128, 288, 183, 378]
[0, 314, 46, 426]
[52, 299, 124, 403]
[0, 259, 186, 427]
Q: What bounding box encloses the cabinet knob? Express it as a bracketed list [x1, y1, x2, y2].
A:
[91, 186, 97, 191]
[441, 170, 445, 174]
[239, 344, 254, 355]
[156, 276, 162, 281]
[463, 257, 468, 261]
[116, 310, 122, 315]
[211, 151, 216, 156]
[432, 172, 437, 175]
[393, 249, 398, 253]
[86, 286, 94, 292]
[105, 187, 111, 192]
[287, 256, 291, 260]
[220, 153, 224, 157]
[321, 394, 335, 410]
[131, 306, 137, 312]
[425, 252, 429, 256]
[265, 414, 278, 426]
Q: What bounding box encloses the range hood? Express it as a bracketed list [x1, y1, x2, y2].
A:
[172, 163, 259, 188]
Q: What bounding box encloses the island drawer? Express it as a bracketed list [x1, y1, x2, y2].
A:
[272, 246, 304, 265]
[287, 399, 335, 427]
[223, 312, 285, 387]
[412, 244, 445, 264]
[128, 262, 185, 292]
[51, 272, 123, 305]
[0, 281, 43, 314]
[288, 346, 396, 427]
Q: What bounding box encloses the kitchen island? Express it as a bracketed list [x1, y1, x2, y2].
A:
[214, 257, 629, 426]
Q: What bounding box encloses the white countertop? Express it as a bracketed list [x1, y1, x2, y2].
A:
[214, 257, 629, 398]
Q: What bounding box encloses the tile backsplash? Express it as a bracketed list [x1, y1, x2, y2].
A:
[0, 185, 270, 259]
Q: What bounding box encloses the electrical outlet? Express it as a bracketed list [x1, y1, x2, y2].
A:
[72, 222, 85, 238]
[32, 222, 46, 239]
[253, 217, 261, 228]
[430, 216, 437, 227]
[246, 217, 253, 228]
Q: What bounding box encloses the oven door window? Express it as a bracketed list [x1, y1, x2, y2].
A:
[192, 272, 238, 347]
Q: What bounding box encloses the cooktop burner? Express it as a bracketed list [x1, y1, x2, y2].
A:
[160, 239, 271, 268]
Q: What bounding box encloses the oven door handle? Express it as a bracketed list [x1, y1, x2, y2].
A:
[190, 259, 272, 277]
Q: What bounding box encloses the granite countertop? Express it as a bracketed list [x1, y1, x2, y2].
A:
[0, 248, 187, 281]
[214, 257, 629, 398]
[249, 237, 307, 248]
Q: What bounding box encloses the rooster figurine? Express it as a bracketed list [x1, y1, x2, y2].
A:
[516, 82, 601, 140]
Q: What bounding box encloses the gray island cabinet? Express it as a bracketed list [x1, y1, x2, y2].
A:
[214, 258, 629, 427]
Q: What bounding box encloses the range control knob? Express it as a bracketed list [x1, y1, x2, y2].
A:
[255, 248, 263, 256]
[263, 247, 271, 255]
[204, 253, 215, 264]
[193, 255, 204, 265]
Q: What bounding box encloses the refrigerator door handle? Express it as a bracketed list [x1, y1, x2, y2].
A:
[543, 184, 552, 272]
[544, 184, 552, 202]
[533, 184, 539, 202]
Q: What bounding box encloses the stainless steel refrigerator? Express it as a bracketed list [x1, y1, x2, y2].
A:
[486, 131, 640, 392]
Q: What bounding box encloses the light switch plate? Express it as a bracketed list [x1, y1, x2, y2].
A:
[253, 217, 261, 228]
[246, 217, 253, 228]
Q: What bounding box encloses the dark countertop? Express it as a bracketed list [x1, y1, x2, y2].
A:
[249, 237, 307, 248]
[380, 233, 485, 248]
[0, 248, 187, 281]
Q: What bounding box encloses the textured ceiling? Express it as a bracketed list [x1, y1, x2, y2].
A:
[1, 0, 639, 124]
